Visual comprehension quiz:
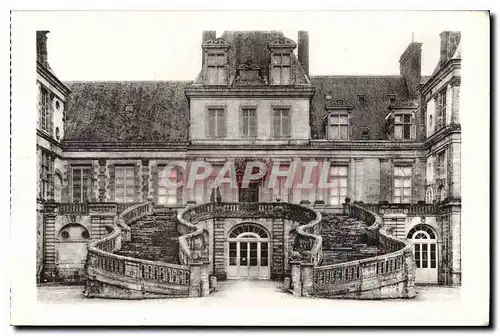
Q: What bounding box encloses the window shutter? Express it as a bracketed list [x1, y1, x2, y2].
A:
[249, 112, 257, 137]
[208, 110, 215, 137]
[282, 111, 291, 137]
[219, 110, 227, 137]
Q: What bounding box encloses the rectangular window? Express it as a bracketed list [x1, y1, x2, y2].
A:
[329, 114, 349, 140]
[158, 166, 182, 206]
[437, 89, 447, 129]
[271, 53, 291, 85]
[328, 166, 348, 205]
[39, 86, 51, 133]
[241, 108, 257, 138]
[272, 108, 291, 138]
[207, 53, 226, 85]
[394, 166, 412, 203]
[207, 108, 226, 138]
[394, 114, 413, 140]
[115, 166, 135, 203]
[72, 166, 91, 203]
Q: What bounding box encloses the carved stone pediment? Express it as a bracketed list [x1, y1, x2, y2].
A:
[233, 60, 266, 86]
[202, 38, 230, 49]
[268, 37, 297, 49]
[325, 99, 354, 111]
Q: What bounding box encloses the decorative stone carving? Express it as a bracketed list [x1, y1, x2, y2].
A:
[325, 99, 354, 111]
[233, 60, 267, 86]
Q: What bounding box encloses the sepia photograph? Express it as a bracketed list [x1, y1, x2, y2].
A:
[9, 9, 490, 326]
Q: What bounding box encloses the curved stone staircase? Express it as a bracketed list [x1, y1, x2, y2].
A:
[83, 201, 416, 300]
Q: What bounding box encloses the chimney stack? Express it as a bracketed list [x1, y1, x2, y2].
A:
[439, 31, 461, 67]
[36, 30, 50, 67]
[399, 42, 422, 99]
[202, 30, 217, 43]
[298, 31, 309, 76]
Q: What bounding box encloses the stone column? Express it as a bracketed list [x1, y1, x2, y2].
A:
[449, 204, 462, 286]
[200, 262, 210, 297]
[290, 261, 302, 297]
[300, 262, 314, 297]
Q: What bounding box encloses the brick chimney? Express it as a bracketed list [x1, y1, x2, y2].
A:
[399, 42, 422, 99]
[298, 31, 309, 76]
[36, 30, 49, 67]
[202, 30, 216, 43]
[439, 31, 461, 67]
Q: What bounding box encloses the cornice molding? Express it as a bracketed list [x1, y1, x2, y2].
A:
[37, 62, 71, 97]
[420, 59, 461, 96]
[185, 85, 315, 98]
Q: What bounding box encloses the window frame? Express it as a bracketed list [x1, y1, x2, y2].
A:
[157, 165, 183, 206]
[328, 113, 349, 140]
[71, 165, 92, 203]
[393, 112, 414, 140]
[393, 165, 412, 204]
[327, 165, 348, 205]
[271, 52, 292, 85]
[206, 106, 227, 138]
[206, 52, 227, 85]
[436, 88, 447, 130]
[38, 85, 51, 133]
[240, 106, 258, 138]
[114, 165, 136, 203]
[271, 107, 291, 138]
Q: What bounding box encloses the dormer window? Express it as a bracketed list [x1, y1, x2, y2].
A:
[328, 114, 349, 140]
[387, 100, 417, 141]
[394, 113, 413, 140]
[207, 52, 227, 85]
[125, 104, 134, 112]
[202, 37, 230, 86]
[271, 53, 291, 85]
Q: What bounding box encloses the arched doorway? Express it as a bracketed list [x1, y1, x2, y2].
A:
[227, 223, 270, 279]
[407, 224, 438, 284]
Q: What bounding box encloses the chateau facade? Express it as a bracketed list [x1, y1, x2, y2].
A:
[36, 30, 462, 289]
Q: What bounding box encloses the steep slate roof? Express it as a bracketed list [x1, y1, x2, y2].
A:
[310, 76, 410, 140]
[63, 81, 191, 142]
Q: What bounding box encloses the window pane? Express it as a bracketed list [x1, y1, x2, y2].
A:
[217, 68, 226, 85]
[282, 54, 291, 65]
[403, 125, 411, 139]
[395, 125, 402, 139]
[404, 115, 411, 123]
[331, 126, 339, 139]
[271, 54, 281, 65]
[340, 126, 348, 139]
[281, 67, 291, 84]
[403, 179, 411, 187]
[271, 67, 281, 84]
[339, 115, 348, 124]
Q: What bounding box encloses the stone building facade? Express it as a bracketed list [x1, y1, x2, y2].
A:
[36, 30, 462, 286]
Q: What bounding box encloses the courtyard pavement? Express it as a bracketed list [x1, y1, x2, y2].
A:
[34, 280, 468, 325]
[37, 279, 461, 306]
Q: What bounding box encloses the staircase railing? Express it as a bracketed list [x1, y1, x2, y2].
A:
[177, 202, 322, 266]
[85, 201, 192, 298]
[311, 203, 416, 298]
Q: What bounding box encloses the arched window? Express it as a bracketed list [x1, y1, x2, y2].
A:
[58, 223, 90, 241]
[229, 223, 268, 239]
[407, 224, 436, 240]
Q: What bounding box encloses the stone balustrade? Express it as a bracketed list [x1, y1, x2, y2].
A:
[289, 202, 416, 299]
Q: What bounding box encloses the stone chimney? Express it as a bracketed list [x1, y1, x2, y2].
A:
[202, 30, 216, 43]
[298, 31, 309, 76]
[36, 30, 50, 67]
[399, 42, 422, 99]
[439, 31, 461, 67]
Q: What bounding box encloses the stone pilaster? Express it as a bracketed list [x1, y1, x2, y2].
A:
[42, 208, 57, 282]
[412, 158, 426, 203]
[134, 160, 142, 202]
[98, 159, 106, 202]
[213, 218, 226, 280]
[450, 81, 460, 124]
[91, 160, 99, 202]
[271, 215, 285, 280]
[141, 159, 150, 202]
[188, 262, 202, 297]
[379, 158, 393, 203]
[354, 158, 364, 202]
